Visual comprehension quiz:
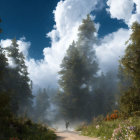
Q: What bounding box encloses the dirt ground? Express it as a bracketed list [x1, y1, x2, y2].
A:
[56, 131, 99, 140]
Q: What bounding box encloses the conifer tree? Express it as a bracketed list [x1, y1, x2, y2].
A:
[0, 20, 12, 132]
[58, 42, 91, 120]
[6, 39, 33, 114]
[77, 15, 98, 89]
[58, 15, 99, 120]
[120, 22, 140, 115]
[0, 19, 10, 94]
[0, 47, 8, 92]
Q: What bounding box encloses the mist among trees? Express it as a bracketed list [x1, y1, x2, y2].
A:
[57, 15, 118, 121]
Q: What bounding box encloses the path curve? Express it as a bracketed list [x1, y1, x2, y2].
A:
[56, 131, 99, 140]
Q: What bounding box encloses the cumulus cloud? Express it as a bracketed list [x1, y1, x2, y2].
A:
[44, 0, 100, 67]
[106, 0, 134, 23]
[0, 38, 30, 58]
[106, 0, 140, 26]
[133, 0, 140, 14]
[95, 29, 130, 73]
[102, 0, 140, 74]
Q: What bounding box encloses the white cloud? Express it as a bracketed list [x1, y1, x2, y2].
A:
[103, 0, 140, 74]
[133, 0, 140, 14]
[129, 14, 140, 26]
[106, 0, 140, 26]
[17, 37, 31, 58]
[96, 29, 131, 73]
[106, 0, 134, 23]
[0, 38, 30, 58]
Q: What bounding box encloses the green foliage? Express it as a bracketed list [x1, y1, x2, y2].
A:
[58, 15, 99, 121]
[79, 119, 119, 139]
[78, 116, 140, 140]
[5, 39, 33, 115]
[0, 46, 9, 92]
[120, 22, 140, 116]
[0, 91, 55, 140]
[0, 115, 56, 140]
[58, 42, 90, 120]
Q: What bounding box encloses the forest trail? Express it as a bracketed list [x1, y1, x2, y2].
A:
[56, 131, 99, 140]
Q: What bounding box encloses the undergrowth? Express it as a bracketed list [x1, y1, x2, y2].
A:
[77, 115, 140, 140]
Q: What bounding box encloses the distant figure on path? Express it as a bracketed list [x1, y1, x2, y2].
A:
[65, 121, 70, 130]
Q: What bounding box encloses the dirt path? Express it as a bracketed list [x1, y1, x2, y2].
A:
[56, 131, 99, 140]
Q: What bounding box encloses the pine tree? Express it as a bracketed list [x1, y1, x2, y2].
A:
[58, 16, 99, 121]
[0, 19, 11, 94]
[58, 42, 90, 120]
[0, 47, 9, 92]
[0, 20, 13, 134]
[120, 22, 140, 116]
[6, 39, 33, 115]
[77, 15, 99, 88]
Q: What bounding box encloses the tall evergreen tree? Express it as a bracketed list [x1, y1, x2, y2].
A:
[77, 15, 98, 89]
[0, 19, 11, 95]
[58, 42, 90, 120]
[0, 47, 9, 92]
[6, 39, 33, 115]
[120, 22, 140, 116]
[58, 15, 99, 121]
[0, 20, 13, 135]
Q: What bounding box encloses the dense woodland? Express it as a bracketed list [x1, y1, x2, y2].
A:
[0, 15, 140, 139]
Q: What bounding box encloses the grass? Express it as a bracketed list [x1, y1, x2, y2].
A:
[77, 116, 140, 140]
[77, 119, 120, 139]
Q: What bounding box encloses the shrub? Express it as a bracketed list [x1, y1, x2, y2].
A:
[0, 116, 56, 140]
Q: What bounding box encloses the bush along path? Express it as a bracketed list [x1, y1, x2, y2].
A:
[0, 115, 56, 140]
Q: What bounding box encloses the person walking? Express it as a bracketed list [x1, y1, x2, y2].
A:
[65, 121, 70, 130]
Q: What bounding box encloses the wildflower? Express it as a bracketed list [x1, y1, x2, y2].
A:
[128, 126, 135, 131]
[96, 125, 100, 129]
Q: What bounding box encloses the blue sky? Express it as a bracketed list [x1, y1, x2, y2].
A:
[0, 0, 59, 58]
[0, 0, 128, 59]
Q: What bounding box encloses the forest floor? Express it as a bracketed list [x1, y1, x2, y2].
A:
[56, 130, 99, 140]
